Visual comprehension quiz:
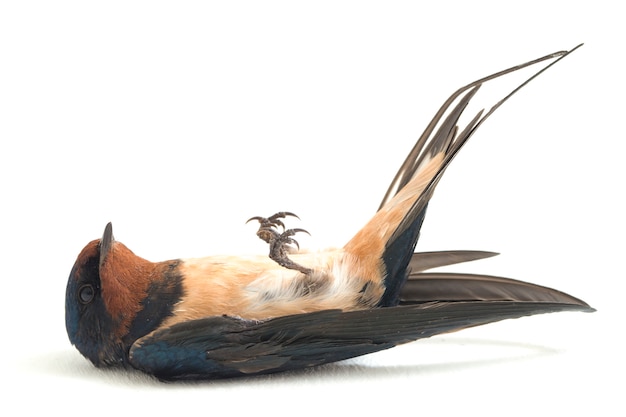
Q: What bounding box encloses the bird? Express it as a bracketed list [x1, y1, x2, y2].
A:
[65, 44, 593, 381]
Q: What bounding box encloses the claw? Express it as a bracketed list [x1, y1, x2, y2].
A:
[283, 228, 310, 250]
[281, 228, 311, 237]
[246, 212, 312, 274]
[246, 212, 300, 230]
[271, 212, 300, 220]
[246, 216, 265, 224]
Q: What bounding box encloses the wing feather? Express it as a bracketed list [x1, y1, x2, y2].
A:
[409, 250, 499, 272]
[400, 272, 592, 306]
[129, 300, 592, 380]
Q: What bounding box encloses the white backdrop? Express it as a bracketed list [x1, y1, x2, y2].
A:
[2, 1, 621, 416]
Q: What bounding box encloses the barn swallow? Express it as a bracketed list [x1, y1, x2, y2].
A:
[65, 44, 593, 381]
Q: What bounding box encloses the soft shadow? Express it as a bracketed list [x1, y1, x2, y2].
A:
[24, 337, 561, 387]
[18, 349, 162, 386]
[152, 337, 563, 387]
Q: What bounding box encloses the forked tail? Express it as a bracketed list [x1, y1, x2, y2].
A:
[343, 44, 583, 307]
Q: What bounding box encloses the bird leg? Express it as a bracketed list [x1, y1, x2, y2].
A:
[246, 212, 312, 274]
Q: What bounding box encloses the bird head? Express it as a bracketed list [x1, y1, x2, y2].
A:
[65, 223, 161, 367]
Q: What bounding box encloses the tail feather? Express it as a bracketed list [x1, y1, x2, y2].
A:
[378, 85, 482, 208]
[368, 45, 583, 306]
[385, 47, 582, 249]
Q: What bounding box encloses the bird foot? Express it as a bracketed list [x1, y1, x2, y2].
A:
[246, 212, 312, 274]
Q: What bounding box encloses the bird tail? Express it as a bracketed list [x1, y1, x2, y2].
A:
[343, 45, 583, 306]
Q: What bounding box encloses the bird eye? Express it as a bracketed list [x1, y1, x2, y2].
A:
[78, 284, 96, 304]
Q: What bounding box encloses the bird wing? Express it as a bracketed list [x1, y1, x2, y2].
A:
[401, 251, 591, 305]
[401, 271, 591, 305]
[408, 250, 499, 272]
[129, 299, 592, 381]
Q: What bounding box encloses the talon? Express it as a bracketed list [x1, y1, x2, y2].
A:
[290, 228, 310, 236]
[281, 228, 310, 250]
[246, 216, 264, 224]
[283, 237, 299, 250]
[271, 212, 300, 221]
[246, 212, 300, 230]
[246, 212, 312, 274]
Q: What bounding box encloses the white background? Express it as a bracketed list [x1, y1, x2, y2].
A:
[1, 1, 622, 416]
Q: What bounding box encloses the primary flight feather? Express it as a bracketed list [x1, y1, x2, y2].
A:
[65, 44, 593, 381]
